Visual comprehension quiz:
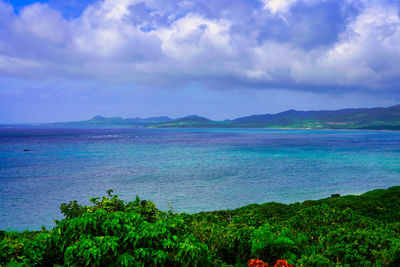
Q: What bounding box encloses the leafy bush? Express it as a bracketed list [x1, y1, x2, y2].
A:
[251, 224, 297, 264]
[2, 191, 212, 266]
[2, 186, 400, 266]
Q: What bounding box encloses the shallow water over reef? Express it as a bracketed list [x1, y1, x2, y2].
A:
[1, 127, 400, 230]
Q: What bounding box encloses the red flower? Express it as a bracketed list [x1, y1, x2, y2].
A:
[248, 258, 269, 267]
[274, 259, 293, 267]
[248, 258, 293, 267]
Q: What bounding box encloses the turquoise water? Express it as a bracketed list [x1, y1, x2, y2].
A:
[1, 127, 400, 230]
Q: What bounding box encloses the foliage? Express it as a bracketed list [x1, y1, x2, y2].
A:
[2, 186, 400, 266]
[251, 224, 297, 263]
[1, 191, 212, 266]
[152, 104, 400, 130]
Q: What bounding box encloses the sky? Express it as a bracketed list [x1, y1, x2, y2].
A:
[0, 0, 400, 123]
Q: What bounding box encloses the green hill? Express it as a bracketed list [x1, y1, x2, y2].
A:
[150, 115, 227, 128]
[231, 104, 400, 129]
[50, 115, 173, 127]
[152, 105, 400, 130]
[39, 104, 400, 130]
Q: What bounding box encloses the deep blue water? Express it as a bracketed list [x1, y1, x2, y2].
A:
[1, 127, 400, 231]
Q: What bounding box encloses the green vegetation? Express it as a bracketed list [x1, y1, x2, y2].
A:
[2, 187, 400, 266]
[42, 104, 400, 130]
[50, 115, 173, 127]
[150, 115, 229, 128]
[153, 104, 400, 130]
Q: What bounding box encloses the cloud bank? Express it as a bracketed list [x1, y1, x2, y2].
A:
[0, 0, 400, 93]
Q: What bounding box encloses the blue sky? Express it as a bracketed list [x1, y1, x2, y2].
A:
[1, 0, 400, 123]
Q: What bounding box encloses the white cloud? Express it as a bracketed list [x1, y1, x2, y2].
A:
[0, 55, 42, 78]
[261, 0, 299, 14]
[157, 13, 232, 59]
[293, 4, 400, 87]
[0, 0, 399, 92]
[16, 3, 70, 44]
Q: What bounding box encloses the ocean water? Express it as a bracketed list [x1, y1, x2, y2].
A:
[1, 127, 400, 231]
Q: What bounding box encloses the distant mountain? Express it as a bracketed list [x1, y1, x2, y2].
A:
[50, 115, 173, 127]
[176, 115, 210, 122]
[150, 115, 224, 128]
[230, 105, 400, 129]
[152, 105, 400, 130]
[43, 105, 400, 130]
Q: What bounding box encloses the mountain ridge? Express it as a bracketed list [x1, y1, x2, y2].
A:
[153, 105, 400, 130]
[38, 104, 400, 130]
[50, 115, 173, 127]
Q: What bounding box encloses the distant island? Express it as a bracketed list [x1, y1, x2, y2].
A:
[45, 104, 400, 130]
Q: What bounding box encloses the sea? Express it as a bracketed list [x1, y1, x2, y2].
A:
[1, 127, 400, 231]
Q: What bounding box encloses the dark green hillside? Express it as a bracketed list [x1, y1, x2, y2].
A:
[50, 115, 173, 127]
[231, 105, 400, 129]
[36, 104, 400, 130]
[150, 115, 228, 128]
[2, 186, 400, 266]
[151, 104, 400, 130]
